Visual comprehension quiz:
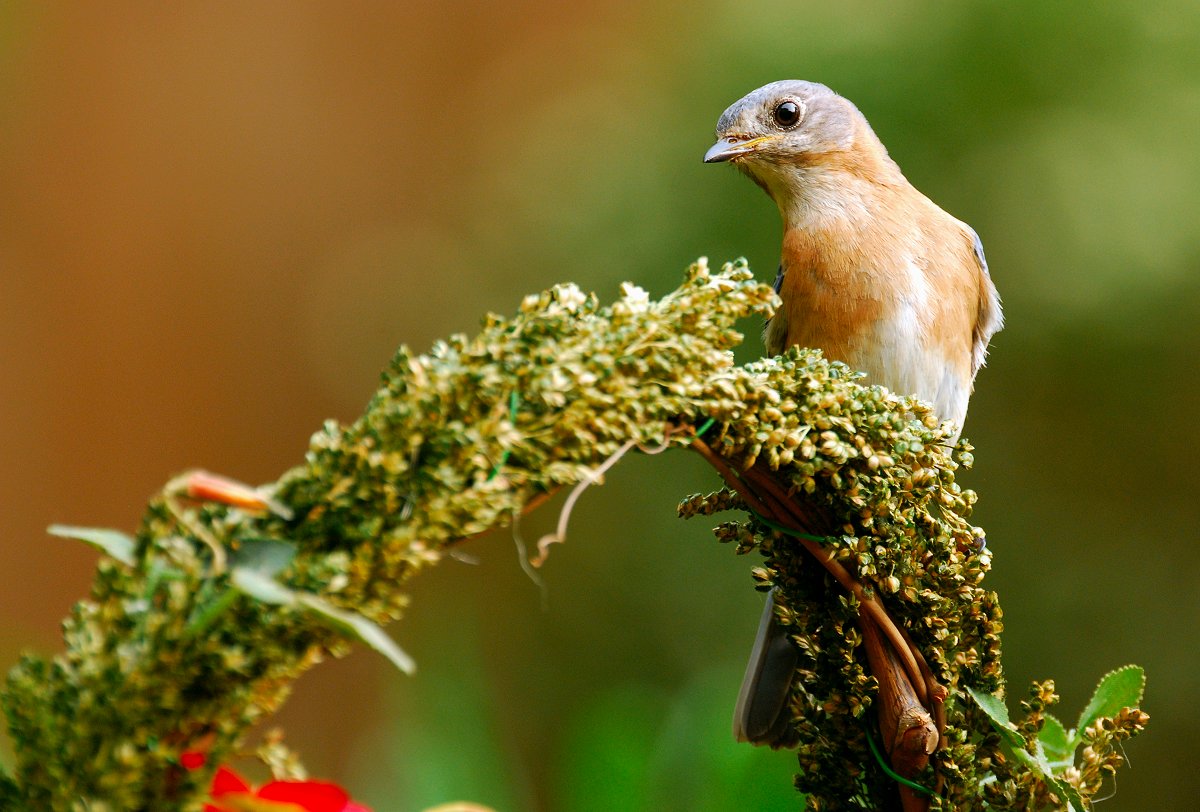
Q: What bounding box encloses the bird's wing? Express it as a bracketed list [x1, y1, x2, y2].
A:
[762, 264, 788, 356]
[967, 228, 1003, 374]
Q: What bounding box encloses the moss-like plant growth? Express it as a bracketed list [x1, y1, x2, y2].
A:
[1, 260, 1145, 811]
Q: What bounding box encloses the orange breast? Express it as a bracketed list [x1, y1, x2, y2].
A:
[772, 190, 982, 427]
[777, 227, 888, 364]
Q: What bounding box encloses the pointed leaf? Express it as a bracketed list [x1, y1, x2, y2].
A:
[229, 567, 297, 606]
[295, 592, 416, 675]
[1075, 665, 1145, 736]
[228, 568, 415, 675]
[229, 538, 297, 577]
[968, 687, 1084, 810]
[965, 686, 1023, 748]
[1039, 713, 1072, 764]
[1009, 747, 1085, 811]
[48, 524, 135, 565]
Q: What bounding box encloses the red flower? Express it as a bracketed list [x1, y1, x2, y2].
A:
[180, 751, 208, 771]
[202, 765, 371, 812]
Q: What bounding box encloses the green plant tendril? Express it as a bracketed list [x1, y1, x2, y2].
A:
[864, 726, 933, 796]
[488, 390, 521, 481]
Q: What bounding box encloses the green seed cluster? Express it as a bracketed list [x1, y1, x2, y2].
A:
[681, 342, 1009, 808]
[274, 260, 776, 620]
[0, 260, 772, 810]
[980, 681, 1148, 809]
[2, 501, 325, 811]
[0, 259, 1143, 811]
[680, 301, 1145, 809]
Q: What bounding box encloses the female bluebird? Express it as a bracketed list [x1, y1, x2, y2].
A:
[704, 80, 1002, 746]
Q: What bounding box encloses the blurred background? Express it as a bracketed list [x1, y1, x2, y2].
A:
[1, 2, 1197, 809]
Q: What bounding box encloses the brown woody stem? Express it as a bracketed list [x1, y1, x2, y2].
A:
[690, 433, 944, 806]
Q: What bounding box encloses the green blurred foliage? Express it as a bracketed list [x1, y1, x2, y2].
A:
[1, 1, 1196, 809]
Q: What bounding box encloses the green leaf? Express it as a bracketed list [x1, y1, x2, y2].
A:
[1039, 713, 1072, 764]
[1075, 665, 1145, 737]
[967, 687, 1085, 811]
[295, 592, 416, 675]
[229, 567, 415, 675]
[965, 686, 1022, 748]
[228, 538, 297, 577]
[229, 567, 296, 606]
[48, 524, 135, 565]
[1052, 777, 1086, 810]
[1008, 747, 1085, 811]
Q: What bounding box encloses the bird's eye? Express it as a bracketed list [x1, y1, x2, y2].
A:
[772, 100, 801, 128]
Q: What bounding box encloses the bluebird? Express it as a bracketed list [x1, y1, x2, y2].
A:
[704, 80, 1002, 746]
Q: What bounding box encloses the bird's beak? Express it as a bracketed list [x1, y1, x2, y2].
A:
[703, 134, 779, 163]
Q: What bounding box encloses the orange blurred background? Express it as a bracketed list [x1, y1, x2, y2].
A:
[2, 3, 1197, 809]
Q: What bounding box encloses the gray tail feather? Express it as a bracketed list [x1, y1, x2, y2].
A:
[732, 589, 798, 747]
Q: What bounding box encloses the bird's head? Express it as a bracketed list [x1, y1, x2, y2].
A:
[705, 80, 895, 211]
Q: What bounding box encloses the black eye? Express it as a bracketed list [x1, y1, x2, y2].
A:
[773, 100, 801, 128]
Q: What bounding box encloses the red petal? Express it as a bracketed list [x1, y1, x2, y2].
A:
[257, 779, 349, 812]
[180, 751, 208, 771]
[210, 766, 252, 796]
